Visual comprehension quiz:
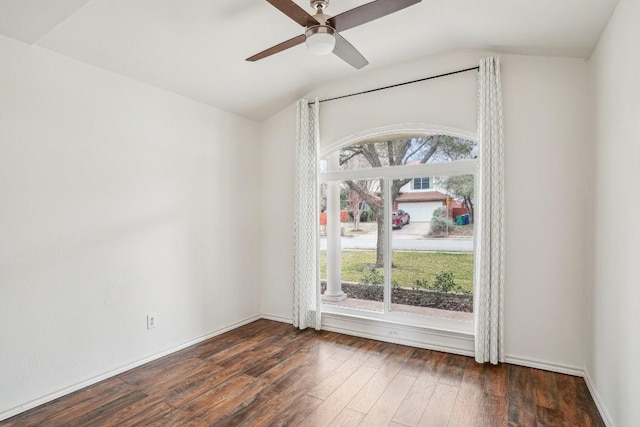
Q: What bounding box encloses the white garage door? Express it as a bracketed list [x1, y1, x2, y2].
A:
[398, 202, 443, 222]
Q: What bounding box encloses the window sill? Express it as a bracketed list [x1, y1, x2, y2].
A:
[320, 302, 474, 356]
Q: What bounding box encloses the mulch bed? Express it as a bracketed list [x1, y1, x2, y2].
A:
[321, 283, 473, 313]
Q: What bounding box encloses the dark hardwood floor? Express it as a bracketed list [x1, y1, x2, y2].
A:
[1, 319, 604, 426]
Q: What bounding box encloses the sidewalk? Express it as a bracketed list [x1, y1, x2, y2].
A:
[345, 221, 473, 241]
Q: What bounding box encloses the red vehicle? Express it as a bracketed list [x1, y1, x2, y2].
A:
[392, 210, 410, 229]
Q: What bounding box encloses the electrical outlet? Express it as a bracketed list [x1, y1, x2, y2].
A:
[147, 314, 157, 330]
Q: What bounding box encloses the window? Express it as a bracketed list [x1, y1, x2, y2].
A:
[413, 177, 430, 190]
[319, 133, 477, 328]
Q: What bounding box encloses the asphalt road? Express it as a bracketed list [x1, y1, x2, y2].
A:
[319, 222, 474, 252]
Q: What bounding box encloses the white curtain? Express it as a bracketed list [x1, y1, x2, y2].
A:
[293, 98, 321, 330]
[475, 57, 506, 364]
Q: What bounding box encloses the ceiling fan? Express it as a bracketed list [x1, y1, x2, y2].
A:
[246, 0, 422, 69]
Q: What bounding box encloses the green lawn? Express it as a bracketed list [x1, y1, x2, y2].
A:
[320, 249, 474, 293]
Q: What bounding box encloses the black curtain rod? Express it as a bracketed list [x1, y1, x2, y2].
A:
[309, 66, 480, 105]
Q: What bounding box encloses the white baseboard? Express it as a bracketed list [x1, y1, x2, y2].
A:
[260, 313, 293, 324]
[312, 315, 611, 424]
[583, 370, 614, 427]
[504, 354, 584, 377]
[260, 314, 586, 376]
[2, 312, 611, 427]
[0, 314, 262, 423]
[255, 316, 611, 427]
[263, 314, 609, 425]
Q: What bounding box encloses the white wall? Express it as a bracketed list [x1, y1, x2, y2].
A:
[588, 0, 640, 424]
[0, 34, 261, 418]
[500, 54, 592, 371]
[259, 102, 296, 319]
[260, 50, 592, 371]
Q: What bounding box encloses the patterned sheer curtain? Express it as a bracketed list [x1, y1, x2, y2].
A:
[293, 98, 321, 330]
[475, 57, 506, 364]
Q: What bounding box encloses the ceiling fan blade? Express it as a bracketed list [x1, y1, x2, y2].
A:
[266, 0, 319, 27]
[332, 33, 368, 69]
[328, 0, 421, 33]
[246, 34, 306, 61]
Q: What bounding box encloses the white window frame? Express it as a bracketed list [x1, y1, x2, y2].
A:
[319, 124, 478, 334]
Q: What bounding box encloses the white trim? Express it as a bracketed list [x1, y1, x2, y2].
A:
[322, 304, 474, 335]
[320, 312, 474, 357]
[504, 354, 584, 377]
[3, 312, 610, 425]
[0, 314, 261, 423]
[319, 159, 478, 183]
[319, 123, 478, 337]
[261, 312, 606, 408]
[584, 370, 614, 427]
[260, 313, 293, 324]
[321, 123, 478, 157]
[383, 178, 392, 315]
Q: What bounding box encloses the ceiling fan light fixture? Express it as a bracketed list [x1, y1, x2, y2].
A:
[305, 25, 336, 56]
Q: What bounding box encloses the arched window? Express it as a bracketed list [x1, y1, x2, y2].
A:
[319, 125, 478, 328]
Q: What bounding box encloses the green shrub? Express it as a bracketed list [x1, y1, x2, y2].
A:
[360, 211, 373, 222]
[430, 216, 454, 234]
[432, 271, 458, 293]
[364, 283, 383, 300]
[432, 207, 447, 219]
[360, 269, 383, 285]
[358, 269, 384, 300]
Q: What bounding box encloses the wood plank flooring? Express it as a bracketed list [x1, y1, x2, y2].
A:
[1, 319, 604, 426]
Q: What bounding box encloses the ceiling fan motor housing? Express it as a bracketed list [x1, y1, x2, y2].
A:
[311, 0, 329, 12]
[305, 25, 335, 39]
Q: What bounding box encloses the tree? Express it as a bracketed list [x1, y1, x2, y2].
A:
[338, 135, 475, 267]
[438, 175, 475, 223]
[340, 136, 437, 267]
[345, 184, 363, 230]
[342, 154, 376, 231]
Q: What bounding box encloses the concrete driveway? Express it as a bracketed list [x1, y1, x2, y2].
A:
[391, 221, 432, 239]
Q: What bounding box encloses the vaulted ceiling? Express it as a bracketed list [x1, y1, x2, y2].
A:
[0, 0, 618, 121]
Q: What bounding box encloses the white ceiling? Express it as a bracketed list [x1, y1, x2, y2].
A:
[0, 0, 618, 121]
